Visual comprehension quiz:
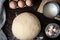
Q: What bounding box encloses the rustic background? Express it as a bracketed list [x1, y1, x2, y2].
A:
[2, 0, 60, 40]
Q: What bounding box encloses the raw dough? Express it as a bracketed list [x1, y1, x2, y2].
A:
[20, 39, 33, 40]
[12, 12, 41, 40]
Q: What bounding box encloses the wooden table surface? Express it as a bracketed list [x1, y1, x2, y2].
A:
[2, 0, 60, 40]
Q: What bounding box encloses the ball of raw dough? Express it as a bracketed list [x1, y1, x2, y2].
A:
[9, 1, 17, 9]
[12, 12, 41, 40]
[20, 39, 33, 40]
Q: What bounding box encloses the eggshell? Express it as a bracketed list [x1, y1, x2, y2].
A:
[26, 0, 33, 7]
[18, 1, 25, 8]
[9, 1, 17, 9]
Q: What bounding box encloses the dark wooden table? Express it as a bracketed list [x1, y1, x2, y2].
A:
[2, 0, 60, 40]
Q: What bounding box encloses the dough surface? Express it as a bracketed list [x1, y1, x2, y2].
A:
[12, 12, 41, 40]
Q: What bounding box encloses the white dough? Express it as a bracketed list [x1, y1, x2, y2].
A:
[20, 39, 33, 40]
[12, 12, 41, 40]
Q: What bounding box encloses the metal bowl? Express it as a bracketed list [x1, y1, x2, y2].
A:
[43, 2, 59, 18]
[0, 7, 6, 29]
[45, 23, 60, 38]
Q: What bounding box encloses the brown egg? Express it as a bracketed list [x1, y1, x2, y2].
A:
[18, 1, 25, 8]
[9, 1, 17, 9]
[26, 0, 33, 7]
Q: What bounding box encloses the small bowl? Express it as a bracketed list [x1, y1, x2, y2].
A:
[43, 2, 60, 18]
[45, 23, 60, 38]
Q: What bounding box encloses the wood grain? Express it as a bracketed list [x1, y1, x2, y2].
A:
[37, 0, 60, 13]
